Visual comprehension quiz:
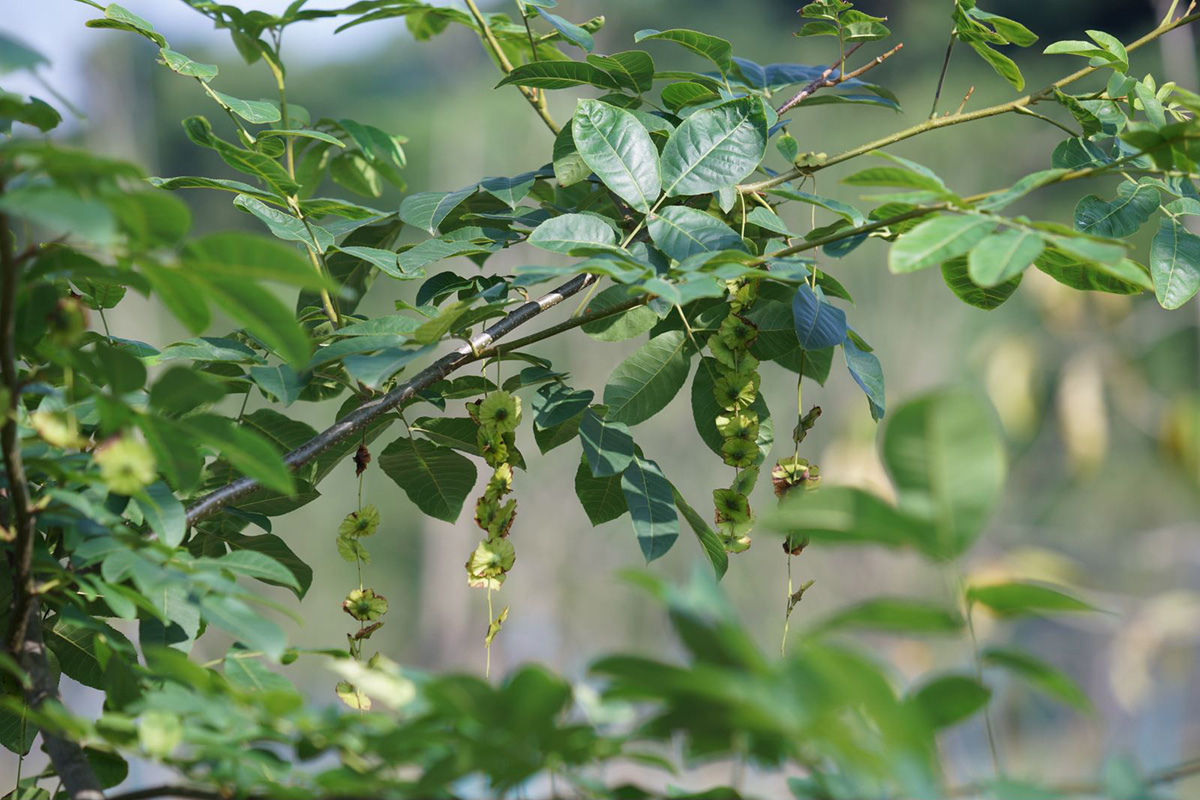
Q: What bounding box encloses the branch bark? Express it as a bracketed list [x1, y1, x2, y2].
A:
[185, 271, 636, 524]
[1, 203, 105, 799]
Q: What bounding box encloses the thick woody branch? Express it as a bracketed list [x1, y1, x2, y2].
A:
[2, 207, 105, 799]
[185, 272, 639, 525]
[742, 10, 1200, 194]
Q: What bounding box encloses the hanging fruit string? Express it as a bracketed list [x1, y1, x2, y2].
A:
[334, 436, 387, 711]
[465, 389, 521, 678]
[776, 374, 823, 655]
[709, 279, 763, 555]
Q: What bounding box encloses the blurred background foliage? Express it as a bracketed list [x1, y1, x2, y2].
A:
[3, 0, 1200, 794]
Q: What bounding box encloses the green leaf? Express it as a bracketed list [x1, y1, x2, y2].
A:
[91, 3, 166, 46]
[199, 595, 286, 661]
[479, 172, 537, 209]
[967, 581, 1095, 618]
[217, 532, 312, 598]
[528, 212, 618, 254]
[249, 364, 304, 406]
[634, 28, 733, 74]
[212, 91, 280, 124]
[965, 39, 1025, 91]
[180, 232, 334, 290]
[497, 61, 621, 91]
[746, 206, 792, 236]
[766, 486, 933, 550]
[621, 456, 679, 562]
[182, 116, 299, 197]
[233, 194, 333, 253]
[378, 437, 477, 523]
[982, 647, 1090, 710]
[0, 186, 116, 246]
[660, 97, 768, 197]
[553, 128, 590, 190]
[889, 215, 996, 274]
[581, 286, 658, 342]
[586, 51, 655, 93]
[260, 128, 346, 147]
[842, 166, 948, 194]
[579, 408, 635, 477]
[648, 206, 744, 262]
[814, 598, 964, 636]
[399, 186, 476, 235]
[660, 81, 721, 112]
[1035, 246, 1145, 295]
[192, 275, 312, 367]
[534, 7, 594, 51]
[603, 330, 692, 426]
[572, 99, 661, 213]
[670, 487, 728, 579]
[147, 175, 276, 200]
[45, 613, 134, 689]
[882, 390, 1006, 559]
[843, 336, 885, 421]
[180, 414, 296, 495]
[224, 651, 294, 693]
[1085, 29, 1130, 71]
[534, 383, 594, 429]
[158, 47, 217, 80]
[574, 457, 628, 525]
[345, 346, 432, 390]
[941, 256, 1023, 310]
[200, 550, 301, 593]
[792, 284, 847, 350]
[135, 481, 186, 548]
[967, 229, 1044, 287]
[1150, 217, 1200, 309]
[0, 31, 49, 74]
[909, 675, 991, 729]
[1074, 182, 1159, 239]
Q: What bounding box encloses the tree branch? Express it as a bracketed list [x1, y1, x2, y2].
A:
[187, 121, 1196, 529]
[775, 43, 903, 116]
[462, 0, 560, 134]
[776, 41, 865, 114]
[928, 27, 957, 119]
[1, 202, 105, 799]
[741, 10, 1200, 194]
[185, 272, 641, 525]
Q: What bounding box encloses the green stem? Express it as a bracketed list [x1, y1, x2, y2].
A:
[463, 0, 560, 134]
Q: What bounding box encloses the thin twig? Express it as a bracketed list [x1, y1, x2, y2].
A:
[929, 27, 957, 119]
[776, 41, 867, 114]
[1013, 105, 1083, 137]
[740, 10, 1200, 194]
[838, 43, 904, 84]
[954, 85, 975, 116]
[462, 0, 560, 134]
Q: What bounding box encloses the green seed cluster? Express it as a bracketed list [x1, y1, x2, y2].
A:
[334, 503, 385, 708]
[465, 390, 521, 590]
[710, 282, 762, 554]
